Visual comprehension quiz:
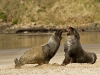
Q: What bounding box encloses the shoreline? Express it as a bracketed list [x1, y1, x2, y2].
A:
[0, 22, 100, 34]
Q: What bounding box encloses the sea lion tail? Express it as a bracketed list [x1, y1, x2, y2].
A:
[91, 53, 97, 64]
[14, 58, 20, 69]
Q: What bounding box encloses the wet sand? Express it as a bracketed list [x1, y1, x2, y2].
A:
[0, 44, 100, 75]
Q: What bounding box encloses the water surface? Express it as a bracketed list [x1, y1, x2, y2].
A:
[0, 32, 100, 50]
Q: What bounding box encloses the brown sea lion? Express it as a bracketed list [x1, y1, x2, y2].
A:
[14, 30, 63, 68]
[61, 27, 97, 65]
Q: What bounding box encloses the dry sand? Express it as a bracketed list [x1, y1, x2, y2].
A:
[0, 44, 100, 75]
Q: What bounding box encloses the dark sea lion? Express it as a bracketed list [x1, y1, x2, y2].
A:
[61, 27, 97, 65]
[14, 30, 63, 68]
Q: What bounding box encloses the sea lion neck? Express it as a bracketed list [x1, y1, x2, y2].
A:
[67, 35, 75, 40]
[47, 35, 60, 44]
[46, 34, 60, 51]
[67, 34, 80, 41]
[48, 33, 61, 42]
[67, 35, 80, 47]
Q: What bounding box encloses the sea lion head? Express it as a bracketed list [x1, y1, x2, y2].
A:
[67, 27, 80, 40]
[52, 30, 63, 41]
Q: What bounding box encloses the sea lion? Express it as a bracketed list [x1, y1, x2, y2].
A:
[14, 30, 63, 68]
[61, 27, 97, 65]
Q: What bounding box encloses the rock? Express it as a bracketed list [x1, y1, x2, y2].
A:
[91, 23, 97, 27]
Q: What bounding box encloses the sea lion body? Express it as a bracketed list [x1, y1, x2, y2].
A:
[76, 51, 97, 64]
[14, 30, 63, 68]
[62, 27, 97, 65]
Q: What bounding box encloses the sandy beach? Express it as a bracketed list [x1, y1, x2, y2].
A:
[0, 44, 100, 75]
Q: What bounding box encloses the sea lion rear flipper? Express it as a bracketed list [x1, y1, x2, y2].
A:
[14, 58, 18, 64]
[14, 58, 20, 69]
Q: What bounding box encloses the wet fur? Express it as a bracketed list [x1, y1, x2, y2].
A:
[14, 30, 63, 68]
[61, 27, 97, 65]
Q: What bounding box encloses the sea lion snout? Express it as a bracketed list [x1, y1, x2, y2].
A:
[67, 28, 72, 35]
[55, 30, 63, 36]
[54, 30, 63, 40]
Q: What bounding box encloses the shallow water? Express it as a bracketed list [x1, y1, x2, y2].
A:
[0, 32, 100, 50]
